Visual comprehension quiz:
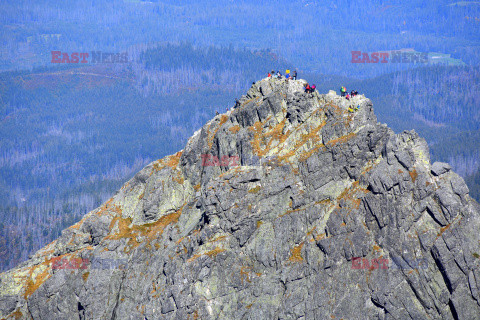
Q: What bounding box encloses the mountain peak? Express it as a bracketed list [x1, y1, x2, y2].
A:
[1, 77, 480, 319]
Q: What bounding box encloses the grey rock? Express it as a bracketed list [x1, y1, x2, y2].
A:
[1, 77, 479, 320]
[432, 162, 452, 176]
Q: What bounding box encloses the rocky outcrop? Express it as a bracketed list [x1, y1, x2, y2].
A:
[1, 77, 479, 319]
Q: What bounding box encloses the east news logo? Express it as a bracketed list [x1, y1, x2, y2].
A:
[351, 50, 428, 63]
[51, 51, 129, 63]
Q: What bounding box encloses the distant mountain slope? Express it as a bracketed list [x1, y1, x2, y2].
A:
[1, 78, 479, 319]
[1, 0, 479, 77]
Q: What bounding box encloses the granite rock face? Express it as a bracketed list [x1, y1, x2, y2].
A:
[1, 77, 480, 320]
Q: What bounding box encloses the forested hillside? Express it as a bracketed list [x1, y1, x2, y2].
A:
[1, 0, 479, 77]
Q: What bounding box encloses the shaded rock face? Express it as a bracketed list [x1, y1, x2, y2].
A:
[1, 77, 480, 320]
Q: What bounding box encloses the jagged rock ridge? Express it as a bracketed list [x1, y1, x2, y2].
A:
[1, 77, 480, 319]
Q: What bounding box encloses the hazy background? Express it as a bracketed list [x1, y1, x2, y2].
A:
[0, 0, 479, 271]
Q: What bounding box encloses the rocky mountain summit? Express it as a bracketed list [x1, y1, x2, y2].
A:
[1, 77, 480, 319]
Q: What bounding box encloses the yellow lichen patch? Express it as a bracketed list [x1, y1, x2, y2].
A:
[229, 125, 240, 134]
[193, 183, 201, 191]
[288, 242, 305, 262]
[82, 272, 90, 282]
[248, 186, 261, 193]
[373, 245, 381, 252]
[257, 220, 263, 228]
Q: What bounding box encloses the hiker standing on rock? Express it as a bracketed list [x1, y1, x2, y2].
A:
[304, 83, 311, 93]
[341, 86, 346, 97]
[292, 70, 297, 80]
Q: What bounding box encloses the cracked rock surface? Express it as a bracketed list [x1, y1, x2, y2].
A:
[1, 77, 479, 319]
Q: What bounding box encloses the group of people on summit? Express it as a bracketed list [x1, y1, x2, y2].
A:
[340, 86, 361, 112]
[340, 86, 359, 100]
[268, 69, 297, 80]
[217, 73, 361, 115]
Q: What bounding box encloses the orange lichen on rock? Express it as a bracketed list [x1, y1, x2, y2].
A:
[207, 115, 229, 149]
[336, 181, 364, 211]
[326, 132, 356, 147]
[106, 206, 184, 252]
[68, 216, 87, 230]
[249, 121, 266, 156]
[277, 120, 326, 162]
[166, 151, 183, 169]
[23, 259, 53, 299]
[211, 235, 227, 243]
[229, 125, 240, 134]
[172, 171, 185, 184]
[152, 151, 183, 173]
[10, 308, 23, 319]
[409, 169, 418, 183]
[187, 246, 226, 263]
[437, 223, 452, 237]
[240, 266, 252, 284]
[288, 242, 305, 262]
